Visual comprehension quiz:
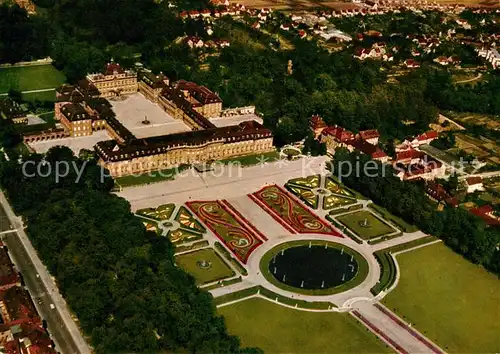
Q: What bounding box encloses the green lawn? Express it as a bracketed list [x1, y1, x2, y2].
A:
[175, 248, 234, 285]
[368, 203, 419, 233]
[114, 165, 190, 188]
[384, 243, 500, 353]
[219, 151, 279, 166]
[0, 65, 66, 93]
[22, 90, 56, 102]
[219, 298, 390, 353]
[337, 210, 395, 240]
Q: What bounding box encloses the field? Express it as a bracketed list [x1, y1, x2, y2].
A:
[0, 65, 66, 93]
[219, 297, 390, 353]
[175, 248, 235, 285]
[450, 133, 500, 165]
[445, 111, 500, 131]
[337, 210, 394, 240]
[384, 243, 500, 353]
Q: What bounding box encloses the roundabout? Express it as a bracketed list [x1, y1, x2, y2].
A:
[259, 240, 369, 296]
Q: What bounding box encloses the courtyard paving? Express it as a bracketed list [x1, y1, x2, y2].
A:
[29, 130, 111, 154]
[110, 93, 191, 138]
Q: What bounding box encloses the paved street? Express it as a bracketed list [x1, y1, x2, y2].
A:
[0, 195, 90, 354]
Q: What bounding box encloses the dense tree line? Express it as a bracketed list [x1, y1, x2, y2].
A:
[0, 3, 51, 63]
[0, 146, 260, 353]
[331, 149, 500, 274]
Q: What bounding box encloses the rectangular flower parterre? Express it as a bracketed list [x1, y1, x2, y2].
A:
[250, 185, 342, 236]
[185, 200, 263, 263]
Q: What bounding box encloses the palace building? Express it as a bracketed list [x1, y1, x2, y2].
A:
[96, 121, 273, 177]
[48, 63, 274, 177]
[86, 61, 138, 99]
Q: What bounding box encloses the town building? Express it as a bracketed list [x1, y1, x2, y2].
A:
[425, 181, 458, 208]
[317, 119, 387, 162]
[394, 155, 445, 180]
[86, 61, 138, 99]
[0, 246, 20, 292]
[0, 244, 55, 354]
[470, 205, 500, 226]
[0, 99, 28, 125]
[465, 176, 484, 193]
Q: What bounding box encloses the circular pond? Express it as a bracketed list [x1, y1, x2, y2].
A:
[260, 241, 368, 295]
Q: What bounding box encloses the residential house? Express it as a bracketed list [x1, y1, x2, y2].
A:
[465, 176, 484, 193]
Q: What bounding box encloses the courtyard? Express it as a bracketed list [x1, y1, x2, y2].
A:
[110, 93, 191, 138]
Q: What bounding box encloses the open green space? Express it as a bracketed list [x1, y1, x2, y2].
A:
[368, 203, 419, 233]
[259, 240, 369, 296]
[219, 151, 280, 167]
[219, 298, 390, 353]
[384, 243, 500, 353]
[115, 165, 190, 188]
[337, 210, 395, 240]
[175, 248, 235, 285]
[22, 90, 56, 102]
[0, 65, 66, 93]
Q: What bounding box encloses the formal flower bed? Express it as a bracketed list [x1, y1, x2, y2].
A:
[325, 177, 355, 198]
[285, 184, 319, 209]
[250, 185, 342, 236]
[186, 200, 263, 264]
[322, 194, 357, 210]
[220, 200, 268, 241]
[174, 206, 207, 234]
[136, 203, 176, 221]
[287, 175, 321, 189]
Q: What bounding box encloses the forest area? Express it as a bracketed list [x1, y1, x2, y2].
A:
[0, 146, 261, 354]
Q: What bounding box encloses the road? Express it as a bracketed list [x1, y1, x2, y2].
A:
[0, 193, 90, 354]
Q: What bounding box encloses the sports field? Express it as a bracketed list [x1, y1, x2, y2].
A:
[337, 210, 394, 240]
[384, 243, 500, 353]
[0, 65, 66, 93]
[175, 248, 235, 285]
[219, 297, 390, 353]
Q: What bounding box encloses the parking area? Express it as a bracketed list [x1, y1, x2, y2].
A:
[110, 93, 191, 138]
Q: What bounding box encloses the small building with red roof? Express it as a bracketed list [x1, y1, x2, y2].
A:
[465, 176, 484, 193]
[470, 205, 500, 226]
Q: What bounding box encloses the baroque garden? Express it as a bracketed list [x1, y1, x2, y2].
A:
[133, 171, 500, 353]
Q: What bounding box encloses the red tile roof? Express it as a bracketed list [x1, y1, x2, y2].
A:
[322, 125, 355, 143]
[466, 176, 483, 186]
[359, 129, 380, 140]
[470, 205, 499, 226]
[394, 148, 424, 162]
[104, 62, 124, 75]
[417, 130, 438, 141]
